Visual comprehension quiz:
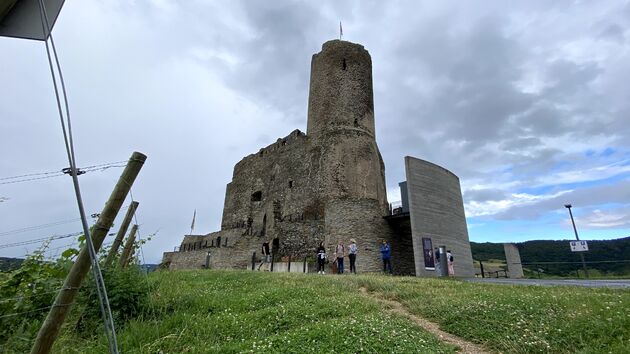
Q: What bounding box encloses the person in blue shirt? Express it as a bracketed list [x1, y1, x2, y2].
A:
[380, 240, 392, 274]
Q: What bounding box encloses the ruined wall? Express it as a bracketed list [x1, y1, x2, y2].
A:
[405, 156, 475, 277]
[219, 129, 326, 258]
[164, 40, 393, 272]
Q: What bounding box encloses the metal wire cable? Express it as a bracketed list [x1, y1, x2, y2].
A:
[0, 218, 81, 237]
[0, 232, 82, 249]
[36, 1, 118, 352]
[0, 161, 127, 186]
[0, 204, 130, 238]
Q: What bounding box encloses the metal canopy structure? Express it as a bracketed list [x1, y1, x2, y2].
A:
[0, 0, 65, 41]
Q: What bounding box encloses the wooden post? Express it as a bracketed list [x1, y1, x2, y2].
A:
[104, 201, 139, 267]
[479, 261, 485, 278]
[31, 151, 146, 354]
[270, 252, 275, 272]
[303, 256, 307, 273]
[288, 255, 292, 272]
[119, 225, 138, 268]
[251, 252, 256, 271]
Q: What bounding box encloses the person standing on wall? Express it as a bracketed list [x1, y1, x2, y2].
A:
[335, 240, 345, 274]
[316, 242, 327, 274]
[380, 240, 392, 274]
[258, 240, 271, 271]
[348, 238, 358, 274]
[447, 250, 455, 276]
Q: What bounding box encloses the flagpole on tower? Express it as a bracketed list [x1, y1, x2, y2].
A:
[190, 209, 196, 235]
[339, 21, 343, 40]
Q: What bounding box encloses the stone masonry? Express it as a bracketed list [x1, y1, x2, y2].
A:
[162, 40, 474, 277]
[163, 40, 391, 273]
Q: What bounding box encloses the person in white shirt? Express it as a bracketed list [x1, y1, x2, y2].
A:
[348, 238, 358, 274]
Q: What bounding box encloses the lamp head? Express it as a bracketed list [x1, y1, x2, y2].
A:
[564, 204, 572, 209]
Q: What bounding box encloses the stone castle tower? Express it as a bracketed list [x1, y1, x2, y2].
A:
[162, 40, 475, 277]
[162, 40, 395, 272]
[308, 41, 391, 269]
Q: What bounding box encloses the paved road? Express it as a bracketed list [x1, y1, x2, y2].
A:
[465, 278, 630, 289]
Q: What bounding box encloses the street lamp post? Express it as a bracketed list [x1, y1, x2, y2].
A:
[564, 204, 589, 278]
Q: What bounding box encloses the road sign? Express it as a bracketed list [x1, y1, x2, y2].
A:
[570, 240, 588, 252]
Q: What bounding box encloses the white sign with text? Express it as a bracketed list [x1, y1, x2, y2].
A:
[570, 241, 588, 252]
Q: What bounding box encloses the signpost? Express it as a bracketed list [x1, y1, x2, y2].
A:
[564, 204, 589, 278]
[570, 240, 589, 252]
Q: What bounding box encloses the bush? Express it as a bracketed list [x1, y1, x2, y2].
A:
[0, 243, 77, 351]
[77, 265, 150, 333]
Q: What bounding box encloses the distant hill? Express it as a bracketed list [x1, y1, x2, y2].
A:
[471, 236, 630, 275]
[0, 257, 24, 272]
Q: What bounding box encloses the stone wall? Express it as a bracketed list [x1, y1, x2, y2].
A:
[405, 156, 475, 277]
[504, 243, 524, 278]
[324, 198, 392, 273]
[386, 216, 416, 275]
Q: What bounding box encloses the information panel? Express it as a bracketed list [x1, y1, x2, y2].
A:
[570, 240, 588, 252]
[422, 237, 435, 270]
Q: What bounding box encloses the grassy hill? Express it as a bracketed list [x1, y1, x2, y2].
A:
[46, 270, 629, 354]
[471, 237, 630, 276]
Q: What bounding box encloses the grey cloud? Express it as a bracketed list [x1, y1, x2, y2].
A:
[495, 179, 630, 220]
[464, 188, 507, 202]
[499, 137, 542, 152]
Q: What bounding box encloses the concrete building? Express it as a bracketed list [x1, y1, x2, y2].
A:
[162, 40, 474, 277]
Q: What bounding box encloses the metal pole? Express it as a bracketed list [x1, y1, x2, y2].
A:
[104, 201, 139, 267]
[270, 252, 275, 272]
[479, 261, 485, 278]
[566, 205, 589, 278]
[31, 152, 146, 354]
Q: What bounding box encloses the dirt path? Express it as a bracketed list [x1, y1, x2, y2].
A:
[359, 287, 491, 354]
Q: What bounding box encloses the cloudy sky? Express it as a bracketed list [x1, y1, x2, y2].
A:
[1, 0, 629, 263]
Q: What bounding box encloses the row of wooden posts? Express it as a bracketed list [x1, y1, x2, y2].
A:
[30, 151, 147, 354]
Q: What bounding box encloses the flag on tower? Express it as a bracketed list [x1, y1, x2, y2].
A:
[190, 209, 196, 233]
[340, 22, 343, 39]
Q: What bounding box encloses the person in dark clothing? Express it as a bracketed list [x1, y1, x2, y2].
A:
[335, 240, 345, 274]
[316, 242, 327, 274]
[380, 240, 392, 274]
[258, 240, 271, 270]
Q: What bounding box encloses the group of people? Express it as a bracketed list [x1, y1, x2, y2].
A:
[316, 239, 393, 275]
[316, 239, 358, 274]
[259, 238, 454, 276]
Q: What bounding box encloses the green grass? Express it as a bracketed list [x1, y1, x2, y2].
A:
[349, 276, 630, 354]
[49, 270, 630, 353]
[53, 271, 455, 353]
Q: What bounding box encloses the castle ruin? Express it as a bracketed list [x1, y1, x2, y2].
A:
[162, 40, 475, 277]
